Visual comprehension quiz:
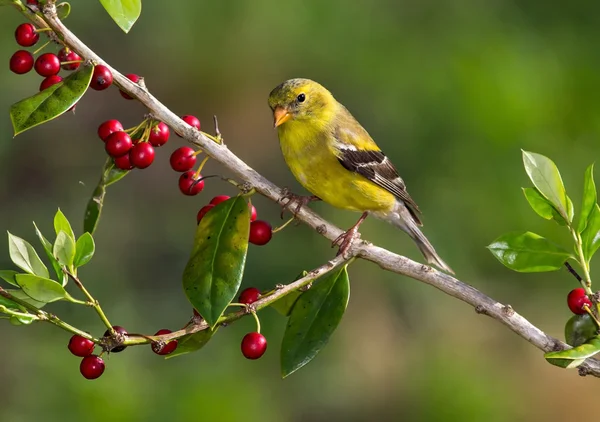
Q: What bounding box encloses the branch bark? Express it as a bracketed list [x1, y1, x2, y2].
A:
[14, 1, 599, 377]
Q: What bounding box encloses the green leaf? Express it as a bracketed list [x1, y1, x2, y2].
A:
[8, 232, 49, 278]
[182, 196, 250, 328]
[74, 233, 95, 268]
[99, 0, 141, 33]
[522, 151, 569, 222]
[578, 164, 597, 233]
[545, 337, 600, 368]
[0, 295, 25, 312]
[271, 271, 307, 317]
[53, 209, 75, 242]
[487, 231, 572, 272]
[165, 327, 218, 359]
[7, 289, 47, 309]
[53, 231, 75, 269]
[56, 2, 71, 20]
[281, 266, 350, 378]
[565, 314, 597, 347]
[567, 195, 575, 224]
[10, 64, 93, 135]
[522, 187, 566, 225]
[581, 204, 600, 264]
[0, 270, 19, 287]
[15, 274, 74, 303]
[33, 222, 67, 286]
[0, 296, 36, 325]
[0, 0, 18, 6]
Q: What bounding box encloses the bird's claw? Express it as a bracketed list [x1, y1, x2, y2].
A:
[278, 189, 320, 219]
[332, 228, 361, 258]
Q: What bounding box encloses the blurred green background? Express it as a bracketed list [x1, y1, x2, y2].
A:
[1, 0, 599, 421]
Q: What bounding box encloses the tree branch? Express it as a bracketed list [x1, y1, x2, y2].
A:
[17, 2, 599, 377]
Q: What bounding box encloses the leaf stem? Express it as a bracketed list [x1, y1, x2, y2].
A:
[570, 228, 593, 294]
[583, 304, 600, 329]
[65, 271, 115, 334]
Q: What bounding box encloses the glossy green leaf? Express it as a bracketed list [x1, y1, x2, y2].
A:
[581, 204, 600, 264]
[522, 187, 565, 224]
[545, 337, 600, 368]
[74, 233, 95, 268]
[53, 231, 75, 269]
[281, 266, 350, 378]
[567, 195, 575, 224]
[15, 274, 74, 303]
[99, 0, 141, 33]
[33, 222, 67, 286]
[487, 231, 572, 272]
[165, 327, 218, 359]
[183, 197, 250, 327]
[565, 314, 597, 347]
[578, 164, 596, 233]
[53, 209, 75, 241]
[10, 64, 93, 135]
[8, 289, 47, 309]
[0, 296, 36, 325]
[271, 290, 303, 317]
[0, 295, 25, 312]
[0, 270, 19, 287]
[522, 151, 569, 222]
[8, 232, 49, 278]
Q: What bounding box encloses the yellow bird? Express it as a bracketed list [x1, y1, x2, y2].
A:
[268, 78, 453, 274]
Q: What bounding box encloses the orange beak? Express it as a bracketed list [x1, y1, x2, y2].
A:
[273, 106, 292, 128]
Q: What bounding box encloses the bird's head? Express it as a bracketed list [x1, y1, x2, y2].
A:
[268, 78, 336, 128]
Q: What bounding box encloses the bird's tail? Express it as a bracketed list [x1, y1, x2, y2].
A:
[375, 203, 454, 274]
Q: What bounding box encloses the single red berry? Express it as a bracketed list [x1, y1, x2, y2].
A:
[15, 23, 39, 47]
[177, 115, 201, 137]
[120, 73, 140, 99]
[9, 50, 34, 74]
[97, 120, 124, 142]
[90, 64, 113, 91]
[568, 288, 593, 315]
[39, 74, 62, 91]
[26, 0, 39, 5]
[239, 287, 261, 305]
[80, 355, 105, 380]
[68, 334, 95, 357]
[104, 325, 128, 353]
[151, 329, 178, 355]
[114, 154, 134, 170]
[170, 146, 197, 172]
[57, 47, 81, 71]
[105, 131, 133, 158]
[179, 171, 205, 196]
[148, 122, 170, 147]
[249, 220, 272, 245]
[210, 195, 230, 206]
[250, 205, 257, 222]
[196, 204, 215, 224]
[34, 53, 60, 77]
[129, 142, 155, 169]
[241, 332, 267, 360]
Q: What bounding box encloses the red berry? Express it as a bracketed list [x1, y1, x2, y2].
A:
[129, 142, 155, 169]
[68, 334, 95, 357]
[90, 64, 113, 91]
[97, 119, 124, 142]
[239, 287, 261, 305]
[177, 115, 201, 137]
[57, 47, 81, 71]
[104, 325, 128, 353]
[105, 132, 133, 158]
[250, 205, 257, 222]
[210, 195, 230, 206]
[179, 171, 205, 196]
[196, 204, 215, 224]
[120, 73, 140, 99]
[39, 75, 62, 91]
[15, 23, 39, 47]
[9, 50, 34, 74]
[34, 53, 60, 77]
[27, 0, 39, 5]
[170, 146, 197, 172]
[568, 288, 593, 315]
[249, 220, 272, 245]
[114, 154, 134, 170]
[80, 355, 105, 380]
[241, 332, 267, 360]
[148, 122, 170, 147]
[151, 329, 178, 355]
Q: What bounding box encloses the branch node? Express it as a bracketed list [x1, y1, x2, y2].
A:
[502, 304, 515, 317]
[579, 366, 590, 377]
[316, 224, 327, 235]
[275, 284, 285, 289]
[299, 282, 313, 292]
[475, 305, 487, 315]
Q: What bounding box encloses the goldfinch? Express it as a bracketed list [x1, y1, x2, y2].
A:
[268, 78, 453, 274]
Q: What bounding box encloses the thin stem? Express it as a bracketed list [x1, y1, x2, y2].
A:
[33, 40, 51, 55]
[272, 216, 295, 233]
[250, 310, 261, 333]
[570, 228, 593, 294]
[0, 305, 39, 320]
[565, 261, 583, 283]
[583, 304, 600, 329]
[66, 271, 115, 334]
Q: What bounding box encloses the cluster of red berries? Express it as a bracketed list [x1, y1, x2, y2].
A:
[567, 288, 593, 315]
[196, 195, 273, 245]
[68, 325, 178, 380]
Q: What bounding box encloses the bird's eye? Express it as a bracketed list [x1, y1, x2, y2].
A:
[297, 93, 306, 103]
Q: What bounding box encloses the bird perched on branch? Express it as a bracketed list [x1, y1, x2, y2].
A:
[268, 78, 453, 274]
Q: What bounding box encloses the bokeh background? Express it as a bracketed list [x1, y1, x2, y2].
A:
[1, 0, 599, 421]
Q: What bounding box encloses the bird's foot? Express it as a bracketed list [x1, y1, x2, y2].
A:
[279, 188, 320, 219]
[332, 227, 361, 258]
